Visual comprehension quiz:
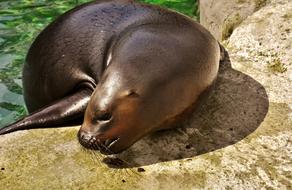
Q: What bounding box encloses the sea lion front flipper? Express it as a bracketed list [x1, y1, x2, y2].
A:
[0, 88, 92, 135]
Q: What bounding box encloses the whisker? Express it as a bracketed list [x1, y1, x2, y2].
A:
[107, 138, 120, 149]
[99, 141, 116, 155]
[90, 150, 102, 167]
[87, 150, 99, 163]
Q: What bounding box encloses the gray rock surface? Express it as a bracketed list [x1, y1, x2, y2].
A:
[200, 0, 269, 41]
[1, 0, 291, 189]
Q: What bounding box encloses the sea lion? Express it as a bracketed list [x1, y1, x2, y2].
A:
[0, 0, 220, 154]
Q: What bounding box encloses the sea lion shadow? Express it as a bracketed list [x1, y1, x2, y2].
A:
[106, 51, 269, 168]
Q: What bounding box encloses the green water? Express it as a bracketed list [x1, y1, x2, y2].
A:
[0, 0, 198, 128]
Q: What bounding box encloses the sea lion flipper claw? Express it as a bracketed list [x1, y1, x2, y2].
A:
[0, 88, 92, 135]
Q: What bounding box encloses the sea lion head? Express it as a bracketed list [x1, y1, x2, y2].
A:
[77, 62, 184, 154]
[77, 27, 215, 154]
[77, 63, 146, 154]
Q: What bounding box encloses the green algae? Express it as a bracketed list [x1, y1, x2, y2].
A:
[253, 49, 287, 74]
[186, 170, 206, 189]
[267, 58, 287, 73]
[0, 128, 143, 190]
[201, 152, 222, 167]
[155, 169, 207, 189]
[1, 102, 291, 189]
[236, 0, 247, 4]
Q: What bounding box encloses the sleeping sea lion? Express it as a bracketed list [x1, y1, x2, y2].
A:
[0, 0, 220, 154]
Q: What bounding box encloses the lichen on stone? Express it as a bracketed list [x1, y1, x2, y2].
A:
[255, 0, 268, 10]
[267, 57, 287, 73]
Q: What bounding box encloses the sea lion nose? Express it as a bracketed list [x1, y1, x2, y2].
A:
[77, 130, 96, 149]
[78, 130, 90, 140]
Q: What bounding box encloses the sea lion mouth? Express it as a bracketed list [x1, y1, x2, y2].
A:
[77, 130, 120, 154]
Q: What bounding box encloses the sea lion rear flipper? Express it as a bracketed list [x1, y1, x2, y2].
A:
[0, 88, 92, 135]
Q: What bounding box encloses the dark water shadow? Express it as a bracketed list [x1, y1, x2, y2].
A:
[104, 50, 269, 168]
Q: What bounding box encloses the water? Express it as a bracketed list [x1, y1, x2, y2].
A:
[0, 0, 198, 128]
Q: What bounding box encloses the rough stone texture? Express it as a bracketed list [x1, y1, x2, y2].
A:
[226, 0, 292, 104]
[1, 0, 292, 189]
[200, 0, 269, 41]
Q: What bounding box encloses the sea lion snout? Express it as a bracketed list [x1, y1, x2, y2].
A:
[77, 128, 120, 154]
[78, 80, 141, 154]
[78, 98, 140, 154]
[78, 106, 120, 154]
